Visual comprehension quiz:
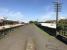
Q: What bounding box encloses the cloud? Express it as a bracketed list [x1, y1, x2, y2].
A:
[0, 8, 29, 22]
[36, 4, 58, 22]
[36, 5, 56, 22]
[59, 16, 66, 19]
[39, 11, 56, 22]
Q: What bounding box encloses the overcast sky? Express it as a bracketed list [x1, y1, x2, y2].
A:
[0, 0, 67, 22]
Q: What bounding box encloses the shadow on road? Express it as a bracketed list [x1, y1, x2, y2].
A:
[36, 24, 56, 36]
[56, 35, 67, 44]
[36, 24, 67, 45]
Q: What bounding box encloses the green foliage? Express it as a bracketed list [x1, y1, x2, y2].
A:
[29, 21, 34, 23]
[29, 21, 38, 24]
[57, 19, 67, 30]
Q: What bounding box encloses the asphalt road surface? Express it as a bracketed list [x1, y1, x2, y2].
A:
[0, 24, 67, 50]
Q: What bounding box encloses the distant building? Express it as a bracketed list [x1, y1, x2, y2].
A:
[44, 20, 56, 23]
[59, 19, 67, 24]
[0, 19, 19, 26]
[39, 20, 56, 24]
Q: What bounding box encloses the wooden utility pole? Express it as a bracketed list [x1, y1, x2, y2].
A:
[54, 0, 61, 35]
[54, 0, 61, 26]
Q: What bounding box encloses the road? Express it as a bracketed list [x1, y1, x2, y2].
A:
[0, 24, 67, 50]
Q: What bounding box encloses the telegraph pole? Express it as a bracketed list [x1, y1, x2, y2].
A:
[54, 0, 61, 27]
[54, 0, 61, 35]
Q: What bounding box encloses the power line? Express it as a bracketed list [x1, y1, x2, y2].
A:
[54, 0, 61, 26]
[54, 0, 62, 36]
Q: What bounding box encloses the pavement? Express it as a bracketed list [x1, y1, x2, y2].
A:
[0, 24, 67, 50]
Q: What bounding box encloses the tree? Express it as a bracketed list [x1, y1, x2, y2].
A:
[29, 21, 38, 24]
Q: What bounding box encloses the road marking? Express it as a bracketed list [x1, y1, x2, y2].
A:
[26, 38, 35, 50]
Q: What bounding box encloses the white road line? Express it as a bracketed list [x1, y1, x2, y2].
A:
[26, 38, 35, 50]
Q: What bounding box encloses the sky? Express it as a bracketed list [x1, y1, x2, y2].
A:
[0, 0, 67, 23]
